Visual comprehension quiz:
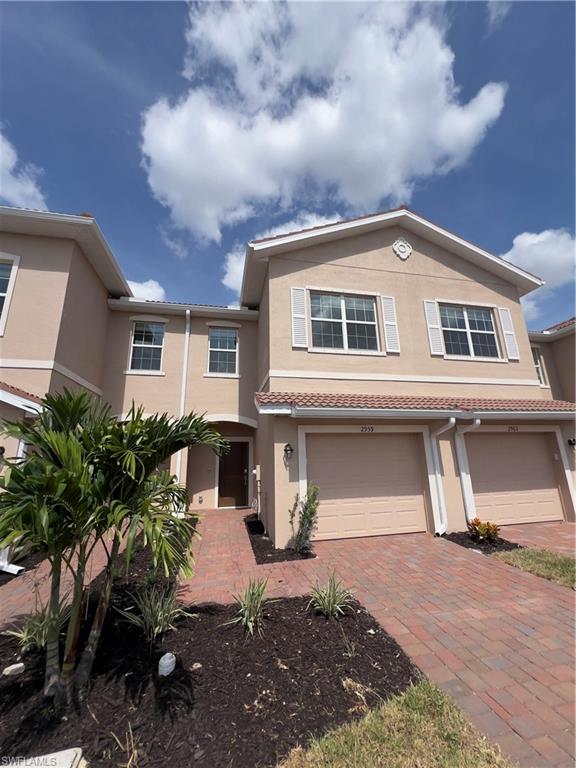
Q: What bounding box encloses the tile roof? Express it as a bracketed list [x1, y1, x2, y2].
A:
[255, 391, 575, 413]
[543, 317, 575, 333]
[0, 381, 43, 405]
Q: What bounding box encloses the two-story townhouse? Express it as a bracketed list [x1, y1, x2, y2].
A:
[529, 317, 576, 403]
[1, 205, 574, 550]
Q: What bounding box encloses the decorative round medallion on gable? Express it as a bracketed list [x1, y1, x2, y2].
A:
[393, 238, 412, 261]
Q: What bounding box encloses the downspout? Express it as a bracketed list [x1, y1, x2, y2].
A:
[455, 418, 482, 523]
[430, 418, 456, 535]
[175, 309, 191, 483]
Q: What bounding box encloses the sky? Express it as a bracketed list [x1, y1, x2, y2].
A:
[0, 1, 574, 328]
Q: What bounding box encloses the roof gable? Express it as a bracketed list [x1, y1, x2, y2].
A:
[241, 207, 543, 305]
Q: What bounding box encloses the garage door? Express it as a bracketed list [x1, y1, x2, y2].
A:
[467, 432, 564, 525]
[306, 432, 428, 540]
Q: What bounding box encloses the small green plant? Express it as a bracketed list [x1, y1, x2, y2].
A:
[226, 577, 269, 637]
[468, 517, 500, 543]
[308, 572, 354, 620]
[289, 484, 320, 554]
[4, 598, 71, 652]
[116, 586, 190, 644]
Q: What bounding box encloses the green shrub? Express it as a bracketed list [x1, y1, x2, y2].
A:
[308, 573, 354, 620]
[116, 586, 190, 644]
[289, 484, 320, 553]
[468, 517, 500, 543]
[4, 598, 71, 653]
[226, 577, 269, 637]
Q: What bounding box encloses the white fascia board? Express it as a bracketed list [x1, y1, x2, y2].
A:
[248, 209, 543, 292]
[108, 298, 258, 320]
[471, 411, 575, 420]
[292, 407, 463, 419]
[0, 390, 42, 414]
[528, 326, 575, 342]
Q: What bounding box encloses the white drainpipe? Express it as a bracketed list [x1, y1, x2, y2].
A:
[455, 418, 482, 523]
[175, 309, 191, 483]
[430, 417, 456, 535]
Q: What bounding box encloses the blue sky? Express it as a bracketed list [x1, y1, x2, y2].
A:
[1, 1, 574, 328]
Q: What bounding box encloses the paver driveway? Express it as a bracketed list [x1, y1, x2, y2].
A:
[179, 511, 575, 768]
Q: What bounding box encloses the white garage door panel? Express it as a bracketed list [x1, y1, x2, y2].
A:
[467, 433, 564, 525]
[307, 433, 427, 540]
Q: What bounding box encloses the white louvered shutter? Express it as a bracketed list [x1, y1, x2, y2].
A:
[423, 300, 445, 355]
[498, 307, 520, 360]
[380, 296, 400, 353]
[291, 287, 308, 348]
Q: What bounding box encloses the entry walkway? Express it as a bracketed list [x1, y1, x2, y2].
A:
[179, 511, 575, 768]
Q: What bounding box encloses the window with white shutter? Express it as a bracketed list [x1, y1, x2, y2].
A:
[498, 307, 520, 360]
[291, 287, 308, 348]
[423, 300, 445, 356]
[380, 296, 400, 353]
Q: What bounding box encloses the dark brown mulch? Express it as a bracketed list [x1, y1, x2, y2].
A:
[0, 548, 48, 587]
[245, 514, 316, 564]
[443, 531, 524, 555]
[0, 546, 419, 768]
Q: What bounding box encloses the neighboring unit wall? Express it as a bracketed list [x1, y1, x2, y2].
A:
[550, 334, 575, 402]
[0, 234, 74, 398]
[53, 243, 110, 395]
[264, 226, 543, 399]
[102, 311, 259, 423]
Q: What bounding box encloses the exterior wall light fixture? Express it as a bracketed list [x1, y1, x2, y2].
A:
[284, 443, 294, 461]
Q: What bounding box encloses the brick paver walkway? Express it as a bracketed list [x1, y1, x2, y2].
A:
[2, 513, 574, 767]
[179, 511, 575, 768]
[500, 522, 576, 558]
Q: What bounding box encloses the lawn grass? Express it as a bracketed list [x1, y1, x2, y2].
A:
[494, 547, 575, 589]
[281, 680, 513, 768]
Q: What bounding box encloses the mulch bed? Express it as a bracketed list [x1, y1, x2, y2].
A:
[0, 546, 419, 767]
[443, 531, 524, 555]
[0, 548, 47, 587]
[245, 513, 316, 564]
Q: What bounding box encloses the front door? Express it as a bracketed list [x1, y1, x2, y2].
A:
[218, 441, 249, 507]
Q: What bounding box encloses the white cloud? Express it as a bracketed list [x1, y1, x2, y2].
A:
[0, 131, 47, 210]
[501, 229, 575, 322]
[486, 2, 512, 31]
[127, 279, 167, 301]
[159, 224, 189, 260]
[222, 211, 341, 295]
[141, 3, 506, 242]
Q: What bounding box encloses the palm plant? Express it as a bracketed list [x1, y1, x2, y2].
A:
[0, 389, 227, 706]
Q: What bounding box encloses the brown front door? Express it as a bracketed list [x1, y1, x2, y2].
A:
[218, 441, 249, 507]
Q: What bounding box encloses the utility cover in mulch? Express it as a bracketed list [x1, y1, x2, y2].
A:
[443, 531, 524, 555]
[245, 513, 316, 564]
[0, 549, 420, 768]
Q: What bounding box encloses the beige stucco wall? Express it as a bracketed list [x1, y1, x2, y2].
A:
[550, 334, 575, 402]
[102, 312, 259, 423]
[263, 226, 544, 400]
[0, 234, 73, 362]
[54, 243, 110, 392]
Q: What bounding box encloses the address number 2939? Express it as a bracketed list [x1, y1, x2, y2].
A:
[360, 426, 374, 433]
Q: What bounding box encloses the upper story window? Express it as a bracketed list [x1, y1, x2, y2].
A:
[208, 327, 238, 374]
[130, 321, 165, 371]
[531, 345, 547, 385]
[0, 255, 19, 336]
[310, 292, 379, 351]
[439, 304, 500, 358]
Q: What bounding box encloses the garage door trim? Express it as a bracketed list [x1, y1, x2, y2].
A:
[455, 424, 575, 523]
[297, 424, 442, 533]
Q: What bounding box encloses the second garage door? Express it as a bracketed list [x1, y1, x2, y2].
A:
[466, 432, 565, 525]
[306, 432, 428, 540]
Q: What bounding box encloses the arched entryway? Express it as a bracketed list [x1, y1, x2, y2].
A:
[186, 419, 256, 510]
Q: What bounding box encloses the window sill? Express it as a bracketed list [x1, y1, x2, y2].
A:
[203, 373, 241, 379]
[124, 370, 166, 376]
[308, 347, 386, 357]
[443, 355, 507, 363]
